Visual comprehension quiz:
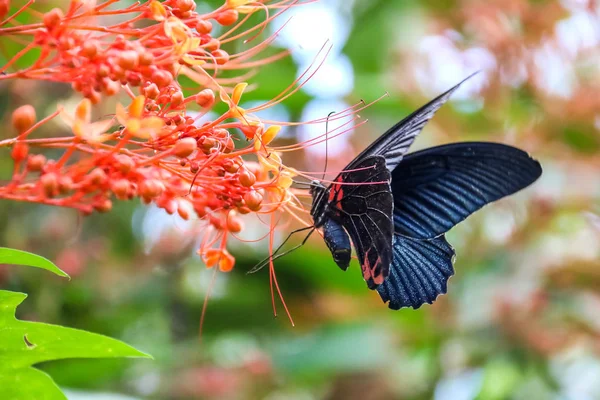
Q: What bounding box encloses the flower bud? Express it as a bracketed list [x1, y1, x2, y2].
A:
[176, 0, 195, 12]
[118, 50, 139, 70]
[94, 198, 113, 213]
[151, 70, 173, 88]
[88, 168, 107, 186]
[81, 41, 98, 58]
[239, 169, 256, 187]
[115, 154, 135, 174]
[195, 89, 215, 108]
[170, 91, 184, 108]
[139, 179, 165, 199]
[27, 154, 46, 172]
[139, 51, 154, 65]
[87, 90, 101, 105]
[222, 137, 235, 153]
[237, 205, 251, 214]
[58, 176, 73, 194]
[12, 105, 36, 133]
[40, 173, 59, 197]
[243, 190, 262, 211]
[222, 159, 240, 174]
[102, 79, 120, 96]
[204, 38, 220, 52]
[196, 19, 212, 34]
[144, 83, 160, 99]
[11, 142, 29, 163]
[43, 8, 63, 30]
[97, 64, 110, 78]
[0, 1, 8, 20]
[200, 137, 216, 150]
[162, 199, 177, 214]
[173, 137, 197, 158]
[177, 205, 190, 220]
[212, 49, 230, 65]
[126, 72, 142, 87]
[209, 214, 224, 230]
[227, 212, 244, 233]
[111, 179, 130, 200]
[215, 9, 238, 26]
[194, 204, 207, 218]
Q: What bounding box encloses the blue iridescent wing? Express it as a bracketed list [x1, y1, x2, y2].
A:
[377, 235, 455, 310]
[391, 142, 542, 239]
[378, 142, 541, 310]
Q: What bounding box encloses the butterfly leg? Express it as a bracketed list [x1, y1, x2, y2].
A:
[247, 226, 315, 274]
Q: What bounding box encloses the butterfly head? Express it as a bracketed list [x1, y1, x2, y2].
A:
[308, 179, 324, 195]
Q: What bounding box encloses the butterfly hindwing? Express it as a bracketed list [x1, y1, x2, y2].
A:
[327, 156, 393, 289]
[377, 235, 455, 310]
[391, 142, 543, 239]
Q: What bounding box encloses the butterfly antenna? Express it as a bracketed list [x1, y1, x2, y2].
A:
[322, 111, 335, 180]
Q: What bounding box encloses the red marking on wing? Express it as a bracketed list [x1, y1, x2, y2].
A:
[361, 253, 372, 282]
[372, 258, 384, 285]
[334, 184, 344, 204]
[328, 186, 336, 203]
[361, 248, 384, 287]
[328, 176, 345, 205]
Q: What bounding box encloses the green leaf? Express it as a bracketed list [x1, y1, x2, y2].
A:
[0, 290, 152, 400]
[0, 247, 69, 278]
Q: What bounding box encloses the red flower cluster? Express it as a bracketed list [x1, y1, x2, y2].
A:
[0, 0, 316, 275]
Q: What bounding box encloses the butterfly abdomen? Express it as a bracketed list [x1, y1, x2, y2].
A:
[323, 219, 351, 271]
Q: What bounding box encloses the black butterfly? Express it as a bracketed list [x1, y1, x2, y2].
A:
[308, 75, 542, 310]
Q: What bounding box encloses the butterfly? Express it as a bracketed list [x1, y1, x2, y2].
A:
[308, 74, 542, 310]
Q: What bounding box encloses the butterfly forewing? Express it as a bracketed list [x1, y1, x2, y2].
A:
[391, 142, 543, 239]
[325, 156, 393, 289]
[347, 73, 477, 172]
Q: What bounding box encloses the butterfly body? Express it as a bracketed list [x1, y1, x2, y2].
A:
[308, 74, 543, 309]
[322, 219, 351, 271]
[310, 156, 394, 289]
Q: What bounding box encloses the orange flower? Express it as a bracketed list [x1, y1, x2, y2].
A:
[59, 99, 113, 143]
[116, 96, 164, 139]
[164, 16, 202, 63]
[0, 0, 316, 291]
[220, 82, 248, 120]
[149, 0, 167, 21]
[253, 125, 281, 151]
[201, 248, 235, 272]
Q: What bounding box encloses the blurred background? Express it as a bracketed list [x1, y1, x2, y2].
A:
[2, 0, 600, 399]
